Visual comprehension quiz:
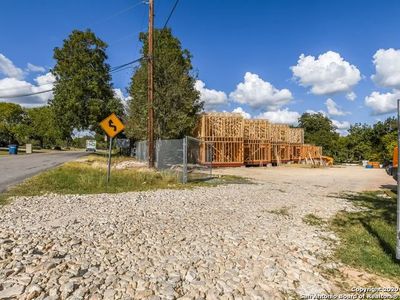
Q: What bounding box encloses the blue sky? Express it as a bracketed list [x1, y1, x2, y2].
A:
[1, 0, 400, 133]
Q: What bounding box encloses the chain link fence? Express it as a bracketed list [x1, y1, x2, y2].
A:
[133, 136, 213, 183]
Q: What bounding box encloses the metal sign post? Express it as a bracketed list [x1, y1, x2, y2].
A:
[107, 137, 113, 183]
[182, 136, 188, 184]
[397, 99, 400, 260]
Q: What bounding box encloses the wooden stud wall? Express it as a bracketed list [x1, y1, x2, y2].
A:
[243, 119, 270, 140]
[199, 113, 243, 139]
[270, 124, 290, 143]
[288, 128, 304, 144]
[290, 144, 303, 160]
[244, 141, 271, 165]
[271, 143, 291, 163]
[210, 140, 244, 165]
[198, 113, 244, 166]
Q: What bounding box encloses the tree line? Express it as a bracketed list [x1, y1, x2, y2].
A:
[299, 112, 397, 164]
[0, 28, 397, 164]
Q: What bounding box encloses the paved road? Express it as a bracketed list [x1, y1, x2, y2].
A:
[0, 151, 86, 192]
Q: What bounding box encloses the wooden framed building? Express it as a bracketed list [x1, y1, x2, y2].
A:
[198, 113, 244, 166]
[271, 143, 291, 164]
[290, 144, 303, 161]
[199, 113, 243, 139]
[197, 113, 323, 167]
[244, 140, 271, 165]
[270, 124, 289, 143]
[288, 128, 304, 144]
[243, 119, 271, 165]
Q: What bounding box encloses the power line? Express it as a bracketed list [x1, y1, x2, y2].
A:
[91, 1, 145, 27]
[0, 58, 144, 96]
[0, 82, 53, 92]
[163, 0, 180, 29]
[152, 0, 180, 57]
[110, 57, 144, 72]
[111, 65, 135, 73]
[0, 89, 53, 99]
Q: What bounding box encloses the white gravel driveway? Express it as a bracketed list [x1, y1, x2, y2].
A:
[0, 166, 394, 299]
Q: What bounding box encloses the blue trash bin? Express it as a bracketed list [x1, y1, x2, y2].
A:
[8, 144, 18, 155]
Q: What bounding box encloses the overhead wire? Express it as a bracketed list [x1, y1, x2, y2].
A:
[163, 0, 180, 29]
[0, 89, 53, 99]
[90, 1, 145, 27]
[0, 57, 143, 98]
[0, 82, 53, 92]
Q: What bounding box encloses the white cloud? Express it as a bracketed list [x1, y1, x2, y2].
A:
[371, 48, 400, 89]
[34, 72, 55, 85]
[346, 91, 356, 101]
[331, 119, 351, 136]
[291, 51, 361, 95]
[0, 53, 24, 79]
[325, 98, 349, 116]
[232, 107, 251, 119]
[229, 72, 292, 110]
[305, 109, 327, 116]
[0, 72, 54, 107]
[331, 119, 350, 129]
[195, 80, 228, 110]
[364, 89, 400, 115]
[256, 108, 300, 125]
[26, 63, 46, 73]
[113, 88, 131, 101]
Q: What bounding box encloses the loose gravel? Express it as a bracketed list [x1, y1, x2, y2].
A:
[0, 179, 356, 299]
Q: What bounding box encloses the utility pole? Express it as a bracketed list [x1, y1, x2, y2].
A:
[147, 0, 155, 168]
[397, 99, 400, 260]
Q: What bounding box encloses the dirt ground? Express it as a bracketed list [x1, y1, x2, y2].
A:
[212, 165, 395, 193]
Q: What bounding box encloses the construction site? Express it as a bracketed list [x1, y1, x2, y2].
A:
[197, 112, 331, 167]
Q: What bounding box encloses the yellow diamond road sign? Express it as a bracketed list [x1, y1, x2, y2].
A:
[100, 113, 125, 138]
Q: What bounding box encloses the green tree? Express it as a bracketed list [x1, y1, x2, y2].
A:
[298, 112, 340, 159]
[25, 106, 62, 148]
[127, 28, 202, 140]
[370, 117, 397, 162]
[0, 102, 26, 145]
[345, 123, 374, 161]
[50, 29, 123, 143]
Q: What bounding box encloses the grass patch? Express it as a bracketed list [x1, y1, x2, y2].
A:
[331, 190, 400, 281]
[303, 213, 326, 226]
[0, 161, 250, 204]
[267, 206, 291, 217]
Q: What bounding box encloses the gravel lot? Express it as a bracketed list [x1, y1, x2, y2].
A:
[0, 166, 394, 299]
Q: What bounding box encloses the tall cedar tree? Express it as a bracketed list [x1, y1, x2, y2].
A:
[50, 30, 123, 141]
[127, 29, 203, 140]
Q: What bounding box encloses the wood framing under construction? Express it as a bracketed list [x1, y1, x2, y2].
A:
[199, 113, 243, 139]
[198, 113, 244, 166]
[197, 113, 323, 166]
[270, 124, 289, 143]
[243, 119, 270, 140]
[288, 128, 304, 144]
[244, 140, 271, 165]
[271, 143, 291, 164]
[290, 144, 303, 161]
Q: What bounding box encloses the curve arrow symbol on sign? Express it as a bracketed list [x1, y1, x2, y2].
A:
[108, 119, 117, 132]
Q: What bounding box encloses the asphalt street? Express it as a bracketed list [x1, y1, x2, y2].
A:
[0, 151, 86, 193]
